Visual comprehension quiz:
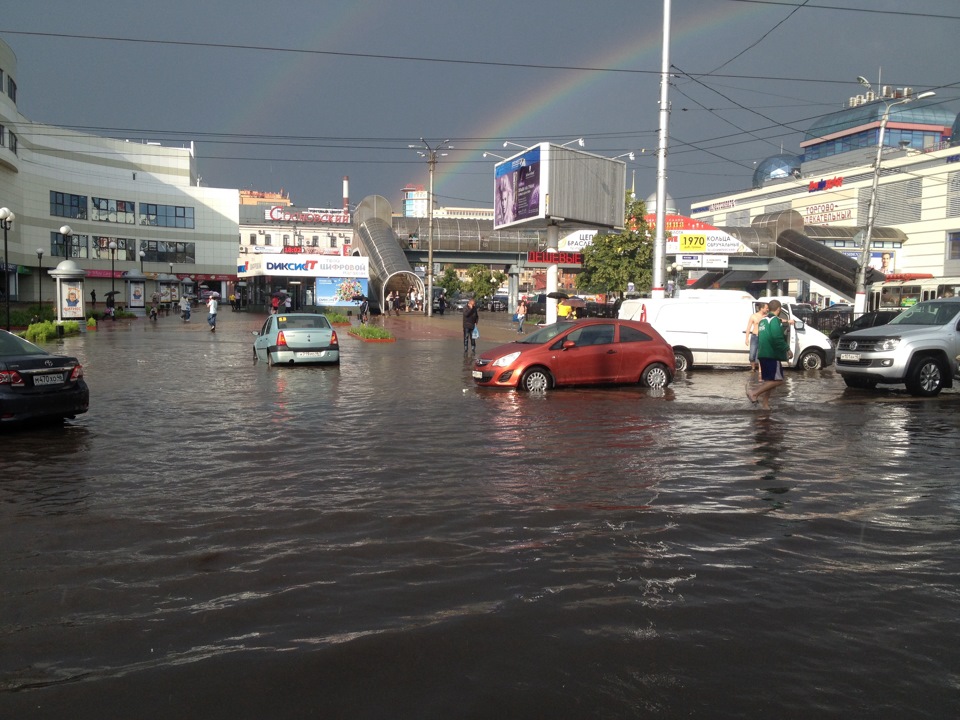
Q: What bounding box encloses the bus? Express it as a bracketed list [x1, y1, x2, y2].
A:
[870, 274, 960, 311]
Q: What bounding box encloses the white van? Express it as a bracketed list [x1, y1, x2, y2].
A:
[618, 290, 835, 371]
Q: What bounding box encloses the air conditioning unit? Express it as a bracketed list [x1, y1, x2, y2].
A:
[882, 85, 893, 97]
[258, 229, 265, 235]
[865, 91, 875, 102]
[849, 96, 859, 107]
[903, 87, 913, 97]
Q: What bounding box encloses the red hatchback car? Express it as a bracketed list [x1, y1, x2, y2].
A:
[472, 318, 675, 392]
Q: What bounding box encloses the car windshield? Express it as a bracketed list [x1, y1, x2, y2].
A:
[0, 331, 47, 357]
[513, 322, 578, 345]
[888, 301, 960, 326]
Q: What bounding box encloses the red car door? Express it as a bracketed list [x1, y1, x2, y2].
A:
[552, 323, 621, 385]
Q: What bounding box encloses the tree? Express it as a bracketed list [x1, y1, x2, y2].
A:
[576, 196, 653, 297]
[464, 264, 507, 300]
[436, 267, 464, 296]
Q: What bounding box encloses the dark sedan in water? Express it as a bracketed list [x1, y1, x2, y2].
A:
[0, 330, 89, 425]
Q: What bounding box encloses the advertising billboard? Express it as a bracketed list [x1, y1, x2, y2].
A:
[494, 145, 541, 228]
[492, 143, 626, 231]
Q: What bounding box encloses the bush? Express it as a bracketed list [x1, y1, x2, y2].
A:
[25, 320, 81, 342]
[325, 312, 350, 324]
[349, 325, 393, 340]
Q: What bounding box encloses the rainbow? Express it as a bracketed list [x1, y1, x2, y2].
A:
[435, 1, 764, 196]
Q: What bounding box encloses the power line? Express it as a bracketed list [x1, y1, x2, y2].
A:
[727, 0, 960, 21]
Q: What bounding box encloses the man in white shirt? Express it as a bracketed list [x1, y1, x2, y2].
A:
[207, 295, 218, 332]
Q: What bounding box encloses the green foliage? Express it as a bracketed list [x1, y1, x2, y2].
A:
[86, 316, 97, 327]
[325, 312, 350, 324]
[25, 320, 81, 343]
[349, 324, 393, 340]
[576, 196, 653, 297]
[464, 265, 507, 300]
[437, 267, 464, 296]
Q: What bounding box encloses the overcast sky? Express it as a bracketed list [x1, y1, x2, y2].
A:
[3, 1, 958, 214]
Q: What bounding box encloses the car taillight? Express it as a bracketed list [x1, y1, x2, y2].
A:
[0, 370, 24, 386]
[70, 365, 84, 380]
[276, 331, 288, 347]
[331, 330, 338, 346]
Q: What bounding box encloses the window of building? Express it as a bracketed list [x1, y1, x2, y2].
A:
[248, 233, 257, 244]
[0, 124, 4, 147]
[6, 76, 15, 104]
[139, 203, 195, 228]
[92, 197, 136, 224]
[50, 191, 88, 219]
[8, 131, 15, 155]
[94, 236, 137, 261]
[948, 231, 960, 261]
[311, 235, 319, 247]
[264, 234, 272, 246]
[139, 239, 197, 264]
[51, 230, 90, 259]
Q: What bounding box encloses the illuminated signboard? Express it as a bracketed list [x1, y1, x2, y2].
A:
[525, 251, 582, 267]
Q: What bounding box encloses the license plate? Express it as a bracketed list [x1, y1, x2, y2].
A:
[471, 370, 483, 379]
[34, 373, 64, 385]
[840, 353, 860, 361]
[296, 351, 325, 358]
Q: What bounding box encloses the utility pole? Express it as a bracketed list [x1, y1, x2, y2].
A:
[411, 139, 451, 317]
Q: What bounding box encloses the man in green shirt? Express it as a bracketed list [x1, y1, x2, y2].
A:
[747, 299, 792, 409]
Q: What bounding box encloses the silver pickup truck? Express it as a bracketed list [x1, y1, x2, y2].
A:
[835, 297, 960, 396]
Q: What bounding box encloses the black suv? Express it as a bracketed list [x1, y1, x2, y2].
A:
[828, 310, 900, 342]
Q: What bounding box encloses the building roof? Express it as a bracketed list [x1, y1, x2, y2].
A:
[804, 98, 954, 143]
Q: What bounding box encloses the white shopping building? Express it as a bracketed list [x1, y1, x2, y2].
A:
[689, 85, 960, 302]
[0, 38, 239, 314]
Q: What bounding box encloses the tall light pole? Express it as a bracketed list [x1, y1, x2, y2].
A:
[854, 87, 936, 313]
[108, 240, 118, 296]
[411, 138, 451, 317]
[139, 249, 146, 274]
[36, 248, 44, 312]
[0, 207, 14, 331]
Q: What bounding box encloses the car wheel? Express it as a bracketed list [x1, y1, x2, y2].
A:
[267, 352, 277, 368]
[253, 347, 259, 363]
[843, 375, 878, 389]
[798, 349, 824, 371]
[520, 367, 551, 392]
[905, 356, 945, 397]
[673, 349, 692, 372]
[640, 363, 670, 389]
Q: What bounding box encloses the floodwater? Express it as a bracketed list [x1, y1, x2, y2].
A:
[2, 309, 960, 719]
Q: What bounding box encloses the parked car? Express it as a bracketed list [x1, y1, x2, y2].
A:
[471, 318, 675, 392]
[0, 330, 89, 425]
[481, 295, 508, 312]
[835, 298, 960, 395]
[252, 313, 340, 366]
[828, 310, 900, 342]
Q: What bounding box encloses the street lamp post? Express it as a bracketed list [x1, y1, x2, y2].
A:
[0, 207, 14, 331]
[139, 250, 146, 274]
[108, 240, 118, 296]
[854, 87, 936, 313]
[36, 248, 44, 313]
[411, 138, 451, 317]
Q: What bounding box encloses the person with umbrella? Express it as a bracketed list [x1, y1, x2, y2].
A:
[207, 292, 218, 332]
[104, 290, 118, 320]
[179, 293, 191, 322]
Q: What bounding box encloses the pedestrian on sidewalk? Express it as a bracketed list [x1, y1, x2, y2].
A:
[462, 298, 479, 354]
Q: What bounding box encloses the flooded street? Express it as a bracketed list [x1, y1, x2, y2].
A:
[3, 309, 960, 719]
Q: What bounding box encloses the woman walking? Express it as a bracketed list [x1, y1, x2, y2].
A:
[516, 298, 528, 334]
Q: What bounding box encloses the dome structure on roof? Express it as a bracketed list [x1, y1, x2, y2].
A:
[644, 192, 677, 215]
[752, 154, 802, 189]
[805, 97, 953, 144]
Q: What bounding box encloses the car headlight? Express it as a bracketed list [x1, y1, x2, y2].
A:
[493, 351, 522, 367]
[877, 338, 901, 351]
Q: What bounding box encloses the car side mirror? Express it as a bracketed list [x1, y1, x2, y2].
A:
[562, 340, 577, 350]
[794, 319, 805, 330]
